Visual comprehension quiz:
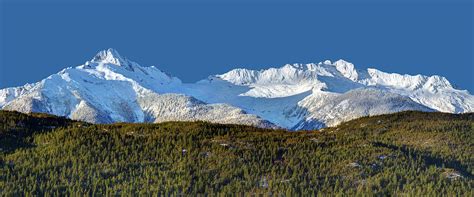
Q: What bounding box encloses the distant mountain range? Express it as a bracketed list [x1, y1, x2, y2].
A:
[1, 49, 472, 130]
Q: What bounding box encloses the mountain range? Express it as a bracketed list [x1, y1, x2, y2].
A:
[1, 48, 473, 130]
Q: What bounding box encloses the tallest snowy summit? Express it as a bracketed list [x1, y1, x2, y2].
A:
[91, 48, 130, 67]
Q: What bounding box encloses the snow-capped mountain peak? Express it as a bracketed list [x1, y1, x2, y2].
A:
[333, 59, 359, 81]
[362, 68, 453, 92]
[218, 60, 360, 87]
[90, 48, 137, 69]
[79, 49, 182, 88]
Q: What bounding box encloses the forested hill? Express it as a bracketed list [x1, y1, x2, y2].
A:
[0, 110, 473, 195]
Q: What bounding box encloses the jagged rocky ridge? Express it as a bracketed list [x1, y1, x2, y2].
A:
[1, 49, 473, 130]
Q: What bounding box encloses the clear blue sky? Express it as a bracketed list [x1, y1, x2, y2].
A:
[1, 0, 473, 92]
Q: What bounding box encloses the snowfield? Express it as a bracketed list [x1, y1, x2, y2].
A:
[1, 49, 472, 130]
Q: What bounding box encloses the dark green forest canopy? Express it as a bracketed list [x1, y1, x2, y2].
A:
[0, 110, 473, 195]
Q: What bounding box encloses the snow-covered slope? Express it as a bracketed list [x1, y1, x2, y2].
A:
[291, 88, 434, 130]
[358, 68, 473, 113]
[1, 49, 472, 130]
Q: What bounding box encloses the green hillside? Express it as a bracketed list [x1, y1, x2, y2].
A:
[0, 110, 473, 195]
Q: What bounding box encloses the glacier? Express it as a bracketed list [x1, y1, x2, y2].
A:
[1, 48, 472, 130]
